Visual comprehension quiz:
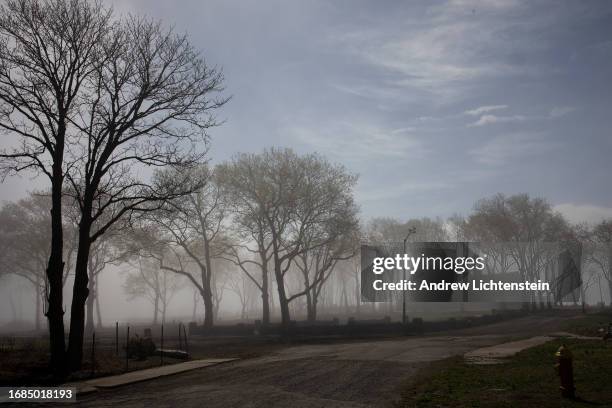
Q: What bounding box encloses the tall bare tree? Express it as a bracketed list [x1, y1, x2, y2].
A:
[218, 148, 358, 329]
[296, 231, 358, 321]
[0, 195, 50, 331]
[589, 220, 612, 305]
[0, 193, 76, 330]
[0, 0, 111, 373]
[148, 165, 229, 327]
[466, 193, 574, 305]
[64, 16, 226, 368]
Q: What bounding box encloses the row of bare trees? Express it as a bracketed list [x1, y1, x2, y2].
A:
[119, 149, 360, 329]
[0, 0, 226, 374]
[364, 194, 612, 308]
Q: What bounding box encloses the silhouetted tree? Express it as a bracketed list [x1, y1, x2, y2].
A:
[0, 0, 112, 373]
[64, 15, 226, 369]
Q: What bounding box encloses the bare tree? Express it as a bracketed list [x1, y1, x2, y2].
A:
[218, 148, 358, 329]
[148, 165, 228, 327]
[123, 257, 183, 325]
[0, 193, 76, 330]
[85, 236, 124, 334]
[0, 0, 111, 372]
[0, 195, 50, 331]
[227, 269, 259, 320]
[589, 220, 612, 305]
[295, 228, 358, 322]
[465, 193, 574, 306]
[211, 258, 231, 321]
[220, 224, 273, 325]
[63, 16, 226, 368]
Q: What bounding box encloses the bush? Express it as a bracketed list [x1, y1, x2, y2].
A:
[126, 335, 156, 360]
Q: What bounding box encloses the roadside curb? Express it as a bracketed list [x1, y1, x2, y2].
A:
[64, 358, 238, 395]
[464, 332, 601, 364]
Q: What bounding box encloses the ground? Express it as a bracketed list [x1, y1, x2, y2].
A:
[397, 338, 612, 408]
[26, 312, 605, 408]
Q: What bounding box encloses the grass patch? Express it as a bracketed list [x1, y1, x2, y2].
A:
[398, 339, 612, 408]
[560, 310, 612, 337]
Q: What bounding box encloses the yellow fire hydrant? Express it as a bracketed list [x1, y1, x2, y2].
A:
[555, 345, 575, 398]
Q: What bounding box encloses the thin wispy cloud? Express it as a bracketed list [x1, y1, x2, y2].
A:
[549, 106, 576, 118]
[468, 114, 528, 127]
[464, 105, 508, 116]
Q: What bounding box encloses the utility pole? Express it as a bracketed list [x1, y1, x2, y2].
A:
[402, 227, 417, 325]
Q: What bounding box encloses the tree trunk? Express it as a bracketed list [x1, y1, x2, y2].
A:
[608, 280, 612, 307]
[191, 289, 197, 321]
[306, 292, 318, 322]
[354, 272, 360, 314]
[306, 289, 315, 322]
[241, 301, 247, 320]
[85, 263, 95, 335]
[34, 279, 41, 332]
[67, 218, 92, 371]
[202, 288, 214, 328]
[201, 239, 215, 328]
[85, 291, 95, 335]
[95, 294, 102, 329]
[46, 160, 66, 375]
[273, 257, 291, 329]
[153, 293, 160, 325]
[95, 285, 103, 329]
[260, 251, 270, 326]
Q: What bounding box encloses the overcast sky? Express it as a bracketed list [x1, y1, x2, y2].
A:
[2, 0, 612, 324]
[2, 0, 612, 224]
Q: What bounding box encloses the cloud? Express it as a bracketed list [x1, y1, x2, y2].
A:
[468, 114, 528, 127]
[464, 105, 508, 116]
[470, 131, 556, 165]
[467, 105, 576, 126]
[332, 0, 555, 105]
[554, 203, 612, 225]
[549, 106, 576, 118]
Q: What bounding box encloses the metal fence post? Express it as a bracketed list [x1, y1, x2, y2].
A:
[125, 325, 130, 372]
[90, 331, 96, 377]
[115, 321, 119, 355]
[160, 324, 164, 366]
[178, 323, 183, 351]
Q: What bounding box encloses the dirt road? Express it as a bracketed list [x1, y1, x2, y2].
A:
[58, 314, 577, 408]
